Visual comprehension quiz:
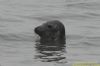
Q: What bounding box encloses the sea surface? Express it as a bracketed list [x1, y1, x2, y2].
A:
[0, 0, 100, 66]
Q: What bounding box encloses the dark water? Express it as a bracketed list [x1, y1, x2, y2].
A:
[0, 0, 100, 66]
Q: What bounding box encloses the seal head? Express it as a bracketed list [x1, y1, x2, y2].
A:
[34, 20, 65, 43]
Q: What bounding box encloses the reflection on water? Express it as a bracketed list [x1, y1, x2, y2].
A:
[34, 40, 67, 63]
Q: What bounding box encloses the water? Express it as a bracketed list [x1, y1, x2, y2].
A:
[0, 0, 100, 66]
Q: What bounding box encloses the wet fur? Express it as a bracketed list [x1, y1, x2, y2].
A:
[34, 20, 66, 43]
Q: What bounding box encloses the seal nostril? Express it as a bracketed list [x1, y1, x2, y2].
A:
[34, 27, 39, 33]
[34, 27, 43, 34]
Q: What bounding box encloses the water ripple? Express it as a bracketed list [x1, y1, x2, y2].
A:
[0, 33, 33, 42]
[67, 2, 100, 9]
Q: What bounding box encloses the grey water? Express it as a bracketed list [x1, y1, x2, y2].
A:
[0, 0, 100, 66]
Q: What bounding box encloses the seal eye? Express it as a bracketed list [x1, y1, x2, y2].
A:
[47, 25, 52, 28]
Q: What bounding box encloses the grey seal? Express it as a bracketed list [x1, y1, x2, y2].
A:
[34, 20, 66, 43]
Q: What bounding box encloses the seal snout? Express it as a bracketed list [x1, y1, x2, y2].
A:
[34, 27, 41, 34]
[34, 27, 39, 34]
[34, 26, 44, 36]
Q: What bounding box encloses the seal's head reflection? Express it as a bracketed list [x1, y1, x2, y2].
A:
[35, 42, 66, 62]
